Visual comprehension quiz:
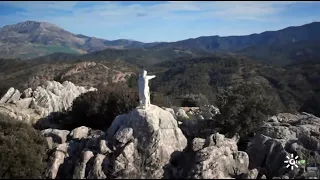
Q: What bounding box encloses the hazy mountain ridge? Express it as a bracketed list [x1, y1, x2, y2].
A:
[150, 22, 320, 52]
[1, 21, 320, 65]
[145, 22, 320, 65]
[0, 21, 148, 59]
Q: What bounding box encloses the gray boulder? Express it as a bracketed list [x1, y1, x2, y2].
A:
[0, 87, 15, 103]
[107, 104, 188, 178]
[7, 89, 21, 103]
[247, 112, 320, 178]
[189, 133, 249, 179]
[44, 105, 188, 179]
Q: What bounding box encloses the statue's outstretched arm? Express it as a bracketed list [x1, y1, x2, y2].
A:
[147, 75, 156, 80]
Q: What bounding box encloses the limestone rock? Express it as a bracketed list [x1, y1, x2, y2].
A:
[15, 97, 33, 109]
[0, 103, 41, 124]
[192, 138, 206, 151]
[0, 80, 96, 125]
[247, 112, 320, 178]
[69, 126, 89, 140]
[176, 108, 189, 120]
[99, 140, 112, 154]
[22, 88, 33, 98]
[163, 108, 175, 118]
[0, 87, 15, 103]
[114, 127, 133, 145]
[247, 168, 259, 179]
[190, 133, 249, 179]
[199, 105, 220, 119]
[87, 154, 107, 179]
[73, 150, 95, 179]
[41, 129, 70, 144]
[107, 105, 187, 178]
[46, 143, 69, 179]
[8, 89, 21, 103]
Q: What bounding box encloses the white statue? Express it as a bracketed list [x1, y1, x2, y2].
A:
[138, 70, 156, 109]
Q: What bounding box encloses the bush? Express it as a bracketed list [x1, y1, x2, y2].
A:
[215, 82, 280, 138]
[0, 114, 48, 179]
[299, 94, 320, 117]
[69, 84, 139, 130]
[181, 97, 198, 107]
[127, 74, 138, 89]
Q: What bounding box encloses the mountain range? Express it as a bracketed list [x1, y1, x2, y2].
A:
[0, 20, 320, 118]
[1, 21, 320, 66]
[0, 21, 156, 59]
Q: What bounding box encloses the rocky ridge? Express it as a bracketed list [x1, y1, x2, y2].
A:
[42, 104, 249, 179]
[40, 107, 320, 179]
[0, 80, 96, 124]
[247, 112, 320, 179]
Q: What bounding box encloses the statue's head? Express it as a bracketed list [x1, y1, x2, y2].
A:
[142, 69, 147, 77]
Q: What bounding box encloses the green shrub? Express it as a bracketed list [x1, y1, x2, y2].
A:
[215, 82, 280, 137]
[127, 74, 138, 88]
[69, 84, 139, 130]
[0, 114, 48, 179]
[180, 98, 198, 107]
[299, 94, 320, 117]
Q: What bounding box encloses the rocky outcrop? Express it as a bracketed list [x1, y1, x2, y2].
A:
[0, 80, 96, 124]
[0, 103, 42, 124]
[163, 133, 251, 179]
[246, 112, 320, 179]
[107, 105, 188, 178]
[189, 133, 249, 179]
[0, 87, 15, 103]
[166, 105, 220, 138]
[42, 104, 254, 179]
[40, 102, 320, 179]
[170, 105, 220, 121]
[43, 105, 188, 179]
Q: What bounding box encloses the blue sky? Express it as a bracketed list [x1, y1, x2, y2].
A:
[0, 1, 319, 42]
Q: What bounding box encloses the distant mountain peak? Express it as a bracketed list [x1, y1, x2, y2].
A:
[1, 20, 320, 62]
[0, 20, 62, 33]
[0, 21, 150, 59]
[19, 20, 59, 27]
[76, 34, 89, 38]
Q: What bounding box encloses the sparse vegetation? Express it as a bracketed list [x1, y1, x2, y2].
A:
[0, 114, 48, 179]
[151, 56, 320, 115]
[69, 84, 139, 130]
[214, 82, 280, 137]
[300, 94, 320, 117]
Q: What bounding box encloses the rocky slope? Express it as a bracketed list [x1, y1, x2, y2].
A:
[247, 112, 320, 179]
[1, 80, 319, 179]
[41, 104, 250, 179]
[0, 59, 135, 98]
[0, 80, 96, 125]
[40, 106, 320, 179]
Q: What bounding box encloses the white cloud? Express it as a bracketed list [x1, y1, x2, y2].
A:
[2, 1, 309, 21]
[0, 1, 319, 42]
[2, 1, 78, 11]
[1, 1, 318, 26]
